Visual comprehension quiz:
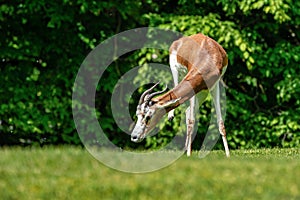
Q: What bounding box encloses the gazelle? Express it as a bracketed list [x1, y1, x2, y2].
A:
[131, 33, 230, 157]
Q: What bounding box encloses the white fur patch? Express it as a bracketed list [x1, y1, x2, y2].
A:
[170, 50, 187, 75]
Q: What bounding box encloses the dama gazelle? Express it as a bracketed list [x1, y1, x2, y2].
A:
[131, 33, 230, 157]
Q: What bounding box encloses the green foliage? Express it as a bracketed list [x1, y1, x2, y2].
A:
[1, 0, 299, 149]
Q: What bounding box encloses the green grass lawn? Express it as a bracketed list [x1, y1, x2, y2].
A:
[0, 147, 299, 200]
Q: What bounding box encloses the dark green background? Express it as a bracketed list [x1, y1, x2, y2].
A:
[1, 0, 299, 149]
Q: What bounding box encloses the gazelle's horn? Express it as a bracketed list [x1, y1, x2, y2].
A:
[145, 84, 168, 105]
[138, 82, 160, 105]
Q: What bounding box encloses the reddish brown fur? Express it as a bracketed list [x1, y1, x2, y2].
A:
[152, 33, 228, 112]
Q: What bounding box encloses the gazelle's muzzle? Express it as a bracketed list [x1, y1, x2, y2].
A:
[131, 135, 142, 142]
[131, 131, 145, 143]
[130, 121, 146, 142]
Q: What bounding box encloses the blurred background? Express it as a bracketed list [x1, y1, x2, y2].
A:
[1, 0, 299, 149]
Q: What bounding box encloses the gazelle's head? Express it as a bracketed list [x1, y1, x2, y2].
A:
[131, 82, 180, 142]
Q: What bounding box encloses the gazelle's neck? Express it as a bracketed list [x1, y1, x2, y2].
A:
[152, 74, 207, 112]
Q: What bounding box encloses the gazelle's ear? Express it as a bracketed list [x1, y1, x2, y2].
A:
[157, 98, 181, 109]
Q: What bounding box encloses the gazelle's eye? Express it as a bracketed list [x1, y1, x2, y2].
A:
[145, 116, 151, 124]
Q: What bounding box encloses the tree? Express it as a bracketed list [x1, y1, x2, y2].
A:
[0, 0, 299, 148]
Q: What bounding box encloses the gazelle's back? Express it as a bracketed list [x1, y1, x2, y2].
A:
[170, 33, 228, 73]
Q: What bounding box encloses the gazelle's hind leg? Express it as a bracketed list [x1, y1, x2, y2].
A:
[211, 81, 230, 157]
[168, 51, 179, 121]
[185, 96, 196, 156]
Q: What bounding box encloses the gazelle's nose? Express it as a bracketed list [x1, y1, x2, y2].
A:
[131, 135, 138, 142]
[131, 134, 144, 142]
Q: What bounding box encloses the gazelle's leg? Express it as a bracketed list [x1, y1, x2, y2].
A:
[211, 81, 230, 157]
[185, 95, 196, 156]
[168, 51, 179, 121]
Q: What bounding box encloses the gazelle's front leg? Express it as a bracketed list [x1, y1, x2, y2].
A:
[211, 81, 230, 157]
[185, 96, 195, 156]
[168, 51, 179, 121]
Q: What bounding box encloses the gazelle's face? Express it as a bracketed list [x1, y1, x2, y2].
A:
[131, 102, 163, 142]
[131, 83, 180, 143]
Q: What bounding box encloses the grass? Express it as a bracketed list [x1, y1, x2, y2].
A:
[0, 147, 299, 200]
